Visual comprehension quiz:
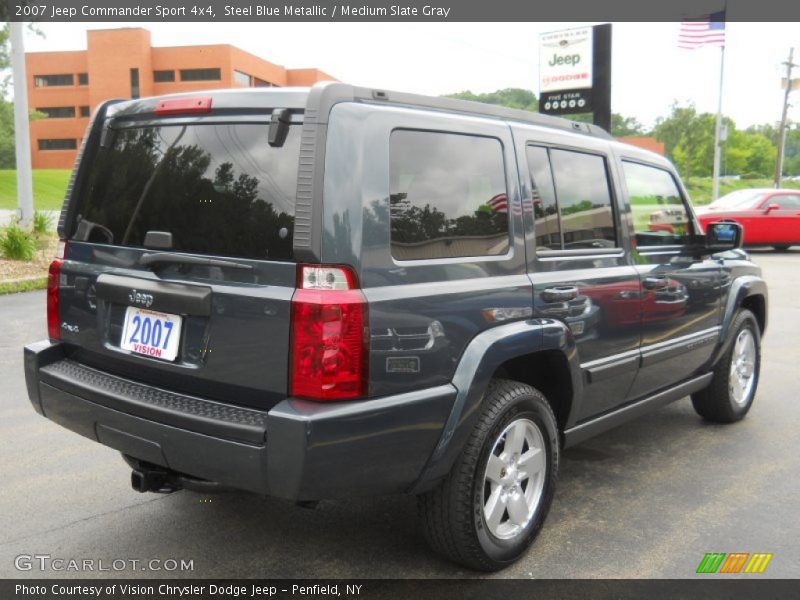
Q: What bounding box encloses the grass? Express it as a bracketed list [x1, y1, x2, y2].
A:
[0, 222, 37, 260]
[0, 169, 71, 210]
[0, 276, 47, 295]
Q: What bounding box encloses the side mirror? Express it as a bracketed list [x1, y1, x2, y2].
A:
[705, 221, 743, 252]
[765, 203, 780, 213]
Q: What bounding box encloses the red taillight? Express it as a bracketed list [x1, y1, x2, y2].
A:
[154, 97, 212, 116]
[290, 265, 368, 401]
[47, 258, 62, 340]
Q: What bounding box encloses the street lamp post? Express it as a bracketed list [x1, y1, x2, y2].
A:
[10, 22, 34, 230]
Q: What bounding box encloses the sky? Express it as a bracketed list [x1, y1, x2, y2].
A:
[20, 21, 800, 131]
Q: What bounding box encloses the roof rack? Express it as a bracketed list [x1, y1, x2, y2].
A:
[307, 81, 613, 140]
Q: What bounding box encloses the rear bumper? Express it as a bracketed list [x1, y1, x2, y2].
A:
[24, 341, 456, 500]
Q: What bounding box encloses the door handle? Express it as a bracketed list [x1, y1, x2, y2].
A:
[542, 286, 579, 302]
[642, 276, 669, 291]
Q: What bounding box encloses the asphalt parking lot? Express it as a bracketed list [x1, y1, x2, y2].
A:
[1, 249, 798, 579]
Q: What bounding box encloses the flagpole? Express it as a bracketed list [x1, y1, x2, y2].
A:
[711, 7, 727, 202]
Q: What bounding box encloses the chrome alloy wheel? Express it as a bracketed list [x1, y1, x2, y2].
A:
[482, 418, 547, 540]
[729, 328, 756, 405]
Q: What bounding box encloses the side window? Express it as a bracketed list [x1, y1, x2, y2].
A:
[770, 194, 800, 209]
[527, 147, 617, 251]
[389, 130, 510, 260]
[622, 161, 691, 247]
[526, 146, 560, 250]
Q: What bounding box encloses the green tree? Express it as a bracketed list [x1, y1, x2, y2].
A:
[741, 133, 777, 177]
[654, 104, 717, 177]
[446, 88, 539, 112]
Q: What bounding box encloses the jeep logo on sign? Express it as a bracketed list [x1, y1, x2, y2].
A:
[128, 290, 154, 307]
[549, 54, 581, 66]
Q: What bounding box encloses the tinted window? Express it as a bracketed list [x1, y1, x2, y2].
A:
[73, 123, 301, 261]
[153, 70, 175, 82]
[526, 146, 560, 250]
[549, 149, 616, 249]
[38, 106, 76, 118]
[769, 194, 800, 209]
[34, 74, 73, 87]
[79, 106, 90, 117]
[180, 68, 221, 82]
[623, 161, 691, 246]
[389, 130, 509, 260]
[78, 73, 88, 85]
[39, 138, 77, 150]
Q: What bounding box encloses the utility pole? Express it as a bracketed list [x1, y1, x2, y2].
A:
[10, 22, 34, 230]
[774, 47, 797, 189]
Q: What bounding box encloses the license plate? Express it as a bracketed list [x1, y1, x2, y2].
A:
[120, 307, 182, 362]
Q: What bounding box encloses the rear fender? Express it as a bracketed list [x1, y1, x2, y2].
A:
[410, 318, 580, 493]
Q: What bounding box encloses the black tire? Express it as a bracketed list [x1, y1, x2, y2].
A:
[773, 245, 791, 252]
[691, 309, 761, 423]
[418, 379, 559, 571]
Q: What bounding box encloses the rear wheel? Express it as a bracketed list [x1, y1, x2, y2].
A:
[773, 245, 791, 251]
[691, 309, 761, 423]
[418, 379, 559, 571]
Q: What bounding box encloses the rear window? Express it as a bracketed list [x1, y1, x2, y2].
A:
[72, 121, 301, 261]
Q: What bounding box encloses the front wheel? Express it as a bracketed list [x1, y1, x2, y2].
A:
[691, 309, 761, 423]
[418, 379, 559, 571]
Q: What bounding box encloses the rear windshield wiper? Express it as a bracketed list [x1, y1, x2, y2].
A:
[139, 252, 253, 270]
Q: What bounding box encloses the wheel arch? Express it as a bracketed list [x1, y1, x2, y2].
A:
[711, 275, 767, 368]
[409, 318, 580, 493]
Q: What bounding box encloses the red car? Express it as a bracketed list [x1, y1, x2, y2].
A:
[696, 188, 800, 250]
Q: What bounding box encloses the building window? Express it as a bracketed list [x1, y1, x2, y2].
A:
[153, 70, 175, 82]
[39, 139, 77, 151]
[179, 68, 221, 82]
[79, 106, 91, 118]
[78, 73, 88, 85]
[37, 106, 76, 119]
[389, 129, 510, 261]
[34, 74, 74, 87]
[252, 77, 272, 87]
[233, 70, 251, 86]
[130, 68, 140, 99]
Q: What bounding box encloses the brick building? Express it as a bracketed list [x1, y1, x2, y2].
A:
[25, 28, 336, 168]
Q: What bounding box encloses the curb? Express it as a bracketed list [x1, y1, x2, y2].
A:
[0, 275, 48, 295]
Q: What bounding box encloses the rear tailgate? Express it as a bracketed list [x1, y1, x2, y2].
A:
[55, 100, 304, 410]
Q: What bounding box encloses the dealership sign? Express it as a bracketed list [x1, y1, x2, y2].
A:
[539, 26, 594, 115]
[538, 24, 612, 130]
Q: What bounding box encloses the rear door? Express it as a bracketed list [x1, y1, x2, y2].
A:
[514, 128, 641, 422]
[58, 112, 303, 410]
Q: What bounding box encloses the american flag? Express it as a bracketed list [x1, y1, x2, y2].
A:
[679, 11, 726, 49]
[487, 193, 508, 214]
